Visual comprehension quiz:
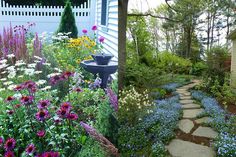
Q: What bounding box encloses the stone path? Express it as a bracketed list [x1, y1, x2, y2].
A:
[166, 81, 217, 157]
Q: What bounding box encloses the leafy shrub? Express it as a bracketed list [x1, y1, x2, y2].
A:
[190, 61, 208, 76]
[57, 1, 78, 38]
[155, 52, 192, 74]
[151, 141, 167, 157]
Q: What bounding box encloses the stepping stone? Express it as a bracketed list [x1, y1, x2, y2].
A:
[182, 103, 201, 109]
[178, 119, 194, 133]
[166, 139, 215, 157]
[179, 93, 191, 96]
[180, 99, 194, 104]
[183, 109, 204, 118]
[195, 117, 210, 124]
[180, 96, 192, 100]
[192, 127, 218, 139]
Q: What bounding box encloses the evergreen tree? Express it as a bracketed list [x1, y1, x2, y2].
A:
[57, 0, 78, 38]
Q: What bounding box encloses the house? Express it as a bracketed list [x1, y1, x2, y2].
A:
[0, 0, 118, 59]
[227, 29, 236, 88]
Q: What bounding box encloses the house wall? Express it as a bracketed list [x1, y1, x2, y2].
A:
[231, 40, 236, 88]
[96, 0, 118, 60]
[0, 0, 95, 35]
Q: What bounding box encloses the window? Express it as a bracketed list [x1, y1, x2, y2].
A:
[101, 0, 108, 26]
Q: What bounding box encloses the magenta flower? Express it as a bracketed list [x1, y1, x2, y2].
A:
[25, 144, 36, 155]
[7, 110, 14, 115]
[50, 75, 62, 85]
[56, 108, 69, 118]
[67, 113, 78, 120]
[4, 151, 14, 157]
[37, 100, 50, 109]
[42, 151, 60, 157]
[20, 96, 34, 105]
[5, 96, 15, 102]
[99, 36, 105, 43]
[13, 85, 24, 91]
[14, 104, 22, 108]
[60, 102, 72, 111]
[92, 25, 97, 31]
[74, 87, 83, 93]
[35, 110, 50, 121]
[37, 130, 46, 138]
[4, 138, 16, 151]
[61, 71, 74, 80]
[82, 29, 88, 34]
[23, 80, 37, 93]
[0, 137, 4, 145]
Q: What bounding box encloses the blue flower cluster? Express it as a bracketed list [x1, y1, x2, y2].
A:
[215, 132, 236, 157]
[118, 94, 182, 156]
[161, 83, 181, 92]
[191, 90, 236, 156]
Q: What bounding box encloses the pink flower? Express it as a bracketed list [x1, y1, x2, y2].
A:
[4, 151, 14, 157]
[99, 36, 105, 43]
[37, 130, 46, 138]
[37, 100, 50, 109]
[20, 96, 34, 105]
[60, 102, 72, 111]
[4, 138, 16, 151]
[67, 113, 78, 120]
[56, 108, 69, 118]
[92, 25, 97, 31]
[82, 29, 88, 34]
[25, 144, 36, 155]
[5, 96, 15, 102]
[35, 110, 50, 121]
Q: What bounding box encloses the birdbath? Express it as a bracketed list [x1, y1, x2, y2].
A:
[80, 53, 118, 88]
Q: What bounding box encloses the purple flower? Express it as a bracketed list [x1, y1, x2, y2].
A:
[67, 113, 78, 120]
[92, 25, 97, 31]
[42, 151, 60, 157]
[5, 96, 15, 102]
[50, 75, 62, 85]
[106, 88, 118, 112]
[20, 96, 34, 105]
[60, 102, 72, 111]
[89, 77, 101, 89]
[0, 137, 4, 145]
[37, 100, 50, 109]
[25, 144, 36, 155]
[82, 29, 88, 34]
[4, 138, 16, 151]
[99, 36, 105, 43]
[7, 110, 14, 115]
[56, 108, 69, 118]
[35, 110, 50, 121]
[23, 80, 37, 93]
[13, 85, 24, 91]
[37, 130, 46, 138]
[4, 151, 14, 157]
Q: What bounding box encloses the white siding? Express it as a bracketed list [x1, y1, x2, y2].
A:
[96, 0, 118, 60]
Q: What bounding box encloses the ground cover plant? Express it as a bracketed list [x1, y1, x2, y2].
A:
[118, 83, 183, 156]
[0, 23, 118, 156]
[191, 90, 236, 157]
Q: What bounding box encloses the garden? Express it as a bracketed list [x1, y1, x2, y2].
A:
[118, 0, 236, 156]
[0, 1, 118, 157]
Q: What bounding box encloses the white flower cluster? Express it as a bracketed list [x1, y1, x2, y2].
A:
[119, 87, 153, 112]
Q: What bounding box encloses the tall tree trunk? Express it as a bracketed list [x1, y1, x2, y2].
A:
[118, 0, 129, 91]
[210, 12, 216, 48]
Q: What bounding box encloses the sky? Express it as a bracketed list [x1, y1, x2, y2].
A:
[128, 0, 165, 12]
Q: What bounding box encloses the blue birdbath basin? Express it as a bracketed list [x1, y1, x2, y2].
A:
[80, 59, 118, 88]
[91, 53, 114, 65]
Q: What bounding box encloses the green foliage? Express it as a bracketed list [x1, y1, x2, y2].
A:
[190, 61, 208, 76]
[57, 1, 78, 38]
[155, 51, 192, 74]
[77, 137, 107, 157]
[204, 46, 230, 89]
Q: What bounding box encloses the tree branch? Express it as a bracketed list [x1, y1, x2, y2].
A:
[128, 13, 181, 22]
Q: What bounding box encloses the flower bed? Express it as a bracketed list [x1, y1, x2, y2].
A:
[0, 24, 118, 156]
[191, 90, 236, 157]
[118, 93, 182, 156]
